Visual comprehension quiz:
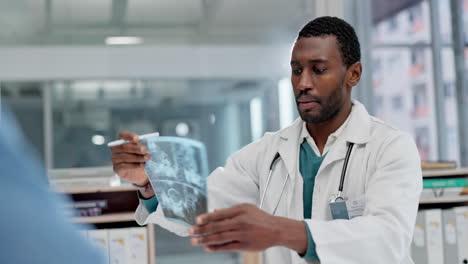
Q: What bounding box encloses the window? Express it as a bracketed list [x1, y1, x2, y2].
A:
[1, 79, 280, 172]
[0, 82, 45, 162]
[372, 47, 438, 160]
[441, 48, 460, 162]
[370, 0, 462, 163]
[391, 95, 404, 110]
[464, 0, 468, 41]
[373, 0, 431, 45]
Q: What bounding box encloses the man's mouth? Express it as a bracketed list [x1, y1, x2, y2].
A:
[297, 100, 320, 110]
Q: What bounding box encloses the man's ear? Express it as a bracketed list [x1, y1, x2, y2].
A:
[346, 62, 362, 88]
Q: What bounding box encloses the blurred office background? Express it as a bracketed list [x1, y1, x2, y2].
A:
[1, 0, 468, 263]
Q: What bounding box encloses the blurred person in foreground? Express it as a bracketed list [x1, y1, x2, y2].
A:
[0, 105, 105, 264]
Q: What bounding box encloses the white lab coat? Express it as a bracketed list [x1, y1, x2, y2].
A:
[135, 100, 422, 264]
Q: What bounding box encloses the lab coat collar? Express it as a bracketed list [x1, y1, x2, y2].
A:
[277, 100, 373, 179]
[337, 100, 372, 145]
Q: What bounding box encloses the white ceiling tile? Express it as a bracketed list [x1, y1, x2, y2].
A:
[0, 0, 46, 37]
[127, 0, 203, 25]
[213, 0, 302, 26]
[53, 0, 112, 25]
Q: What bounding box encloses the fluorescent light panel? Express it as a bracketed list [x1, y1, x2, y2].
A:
[278, 78, 294, 129]
[105, 36, 143, 45]
[250, 97, 263, 141]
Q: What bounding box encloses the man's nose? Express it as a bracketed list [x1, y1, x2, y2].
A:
[297, 72, 314, 91]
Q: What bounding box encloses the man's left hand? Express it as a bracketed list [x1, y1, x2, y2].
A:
[188, 203, 307, 253]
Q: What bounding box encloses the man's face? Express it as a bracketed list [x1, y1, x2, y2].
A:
[290, 35, 350, 123]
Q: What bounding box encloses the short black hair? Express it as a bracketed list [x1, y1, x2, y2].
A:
[297, 16, 361, 67]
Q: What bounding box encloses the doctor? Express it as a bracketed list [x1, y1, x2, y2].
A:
[111, 16, 422, 263]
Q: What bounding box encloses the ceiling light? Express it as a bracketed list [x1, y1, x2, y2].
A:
[209, 113, 216, 124]
[92, 135, 106, 145]
[175, 122, 190, 137]
[105, 36, 143, 45]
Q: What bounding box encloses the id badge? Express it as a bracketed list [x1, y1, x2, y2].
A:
[330, 197, 366, 220]
[346, 197, 366, 219]
[330, 200, 349, 220]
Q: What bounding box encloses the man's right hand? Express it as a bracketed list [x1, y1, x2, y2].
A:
[111, 131, 154, 198]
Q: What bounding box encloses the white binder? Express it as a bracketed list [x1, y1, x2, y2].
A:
[412, 211, 428, 264]
[454, 206, 468, 264]
[88, 229, 110, 264]
[425, 209, 444, 264]
[108, 229, 130, 264]
[128, 227, 149, 264]
[442, 209, 458, 264]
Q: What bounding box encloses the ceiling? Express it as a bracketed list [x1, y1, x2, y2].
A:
[0, 0, 315, 46]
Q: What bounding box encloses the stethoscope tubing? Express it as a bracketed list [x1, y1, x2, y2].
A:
[259, 153, 281, 210]
[335, 142, 354, 201]
[260, 142, 355, 213]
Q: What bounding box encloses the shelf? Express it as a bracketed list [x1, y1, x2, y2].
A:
[72, 212, 136, 224]
[54, 185, 137, 194]
[48, 166, 114, 178]
[422, 168, 468, 178]
[419, 196, 468, 205]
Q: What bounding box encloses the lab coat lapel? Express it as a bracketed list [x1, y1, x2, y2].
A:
[340, 100, 373, 145]
[317, 100, 373, 175]
[277, 119, 303, 181]
[277, 118, 302, 219]
[317, 139, 348, 175]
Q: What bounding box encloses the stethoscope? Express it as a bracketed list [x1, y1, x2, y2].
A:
[259, 152, 289, 215]
[259, 142, 355, 214]
[331, 142, 354, 202]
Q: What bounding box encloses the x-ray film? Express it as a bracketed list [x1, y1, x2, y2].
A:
[141, 136, 208, 226]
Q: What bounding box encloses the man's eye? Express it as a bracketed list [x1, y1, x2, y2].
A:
[292, 69, 302, 75]
[314, 68, 326, 74]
